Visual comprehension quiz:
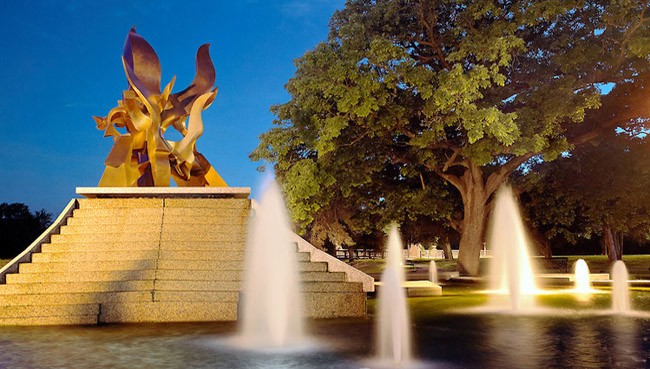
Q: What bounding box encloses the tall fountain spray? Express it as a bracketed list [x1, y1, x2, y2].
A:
[488, 185, 539, 311]
[429, 260, 438, 284]
[574, 259, 592, 293]
[611, 260, 631, 313]
[376, 225, 412, 367]
[238, 180, 304, 348]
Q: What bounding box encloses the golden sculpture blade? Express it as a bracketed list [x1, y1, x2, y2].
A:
[94, 28, 227, 188]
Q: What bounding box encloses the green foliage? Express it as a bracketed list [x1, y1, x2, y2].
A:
[520, 132, 650, 250]
[252, 0, 650, 254]
[0, 203, 52, 259]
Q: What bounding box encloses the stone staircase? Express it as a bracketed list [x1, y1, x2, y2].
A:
[0, 193, 371, 325]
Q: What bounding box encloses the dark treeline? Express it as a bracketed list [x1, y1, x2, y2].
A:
[0, 203, 52, 259]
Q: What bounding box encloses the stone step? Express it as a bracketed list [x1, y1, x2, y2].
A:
[50, 233, 161, 244]
[99, 301, 238, 323]
[304, 292, 366, 318]
[155, 269, 241, 281]
[0, 314, 99, 326]
[20, 260, 158, 273]
[0, 291, 152, 306]
[300, 271, 346, 282]
[159, 232, 246, 243]
[0, 303, 99, 319]
[72, 208, 163, 218]
[41, 240, 246, 252]
[32, 250, 160, 263]
[59, 224, 161, 235]
[302, 281, 364, 293]
[155, 280, 241, 292]
[159, 250, 245, 261]
[153, 291, 239, 303]
[163, 198, 250, 209]
[77, 198, 163, 208]
[66, 215, 162, 226]
[153, 280, 361, 293]
[0, 280, 154, 295]
[299, 262, 328, 272]
[6, 270, 157, 284]
[59, 223, 247, 235]
[41, 241, 160, 253]
[161, 208, 249, 218]
[157, 260, 244, 271]
[297, 252, 310, 262]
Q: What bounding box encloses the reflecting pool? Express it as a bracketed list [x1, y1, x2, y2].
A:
[0, 294, 649, 369]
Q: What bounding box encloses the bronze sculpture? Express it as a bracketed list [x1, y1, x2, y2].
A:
[93, 28, 227, 187]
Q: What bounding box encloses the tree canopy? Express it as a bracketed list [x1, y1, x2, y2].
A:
[252, 0, 650, 274]
[0, 203, 52, 259]
[520, 130, 650, 261]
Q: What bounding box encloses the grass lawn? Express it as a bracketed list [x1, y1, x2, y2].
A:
[350, 255, 650, 279]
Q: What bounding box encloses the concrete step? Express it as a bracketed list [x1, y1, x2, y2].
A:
[66, 215, 162, 226]
[153, 280, 362, 293]
[50, 233, 161, 244]
[297, 252, 310, 262]
[59, 224, 162, 235]
[161, 208, 249, 218]
[41, 241, 160, 253]
[157, 260, 244, 271]
[72, 208, 163, 218]
[77, 198, 163, 208]
[0, 280, 154, 295]
[59, 223, 247, 235]
[153, 291, 239, 303]
[299, 262, 328, 272]
[20, 260, 158, 273]
[154, 280, 241, 292]
[159, 232, 246, 243]
[41, 240, 246, 252]
[159, 241, 246, 251]
[99, 301, 238, 323]
[155, 269, 241, 281]
[163, 198, 250, 209]
[302, 281, 364, 293]
[6, 270, 157, 284]
[158, 250, 245, 261]
[300, 271, 346, 282]
[0, 291, 152, 306]
[304, 292, 366, 318]
[32, 250, 160, 263]
[0, 303, 99, 319]
[0, 314, 99, 326]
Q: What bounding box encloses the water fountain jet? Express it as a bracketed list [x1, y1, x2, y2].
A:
[429, 260, 438, 284]
[488, 185, 539, 312]
[237, 180, 304, 348]
[612, 260, 631, 313]
[375, 225, 412, 367]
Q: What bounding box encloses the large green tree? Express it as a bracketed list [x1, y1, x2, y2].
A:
[253, 0, 650, 275]
[520, 130, 649, 261]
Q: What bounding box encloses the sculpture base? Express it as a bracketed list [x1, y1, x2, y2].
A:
[76, 187, 250, 199]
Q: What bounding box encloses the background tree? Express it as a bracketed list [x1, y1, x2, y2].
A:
[0, 203, 52, 259]
[520, 130, 649, 262]
[253, 0, 650, 275]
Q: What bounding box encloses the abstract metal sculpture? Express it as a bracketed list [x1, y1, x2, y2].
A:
[93, 28, 227, 187]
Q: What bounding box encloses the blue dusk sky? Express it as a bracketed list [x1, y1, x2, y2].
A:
[0, 0, 345, 215]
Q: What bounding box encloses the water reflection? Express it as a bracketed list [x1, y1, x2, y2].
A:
[0, 313, 647, 368]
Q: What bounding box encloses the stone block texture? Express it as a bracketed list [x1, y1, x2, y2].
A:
[0, 197, 366, 325]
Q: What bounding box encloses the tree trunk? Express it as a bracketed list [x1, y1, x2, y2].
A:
[603, 223, 622, 262]
[441, 240, 454, 260]
[457, 184, 488, 276]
